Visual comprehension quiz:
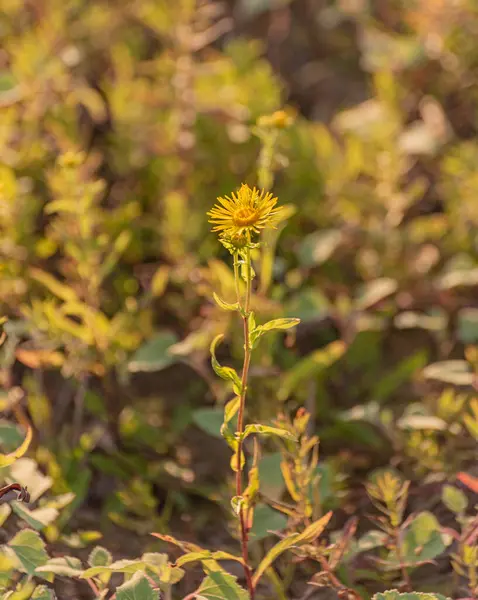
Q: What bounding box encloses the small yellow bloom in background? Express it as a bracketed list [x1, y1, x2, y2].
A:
[207, 184, 283, 238]
[256, 108, 296, 130]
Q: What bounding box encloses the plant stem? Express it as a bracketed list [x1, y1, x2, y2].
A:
[394, 528, 411, 591]
[235, 241, 255, 599]
[233, 254, 242, 311]
[258, 130, 278, 191]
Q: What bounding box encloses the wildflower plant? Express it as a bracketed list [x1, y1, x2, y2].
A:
[147, 114, 333, 599]
[207, 181, 304, 598]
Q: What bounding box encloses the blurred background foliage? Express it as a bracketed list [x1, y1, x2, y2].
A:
[2, 0, 478, 597]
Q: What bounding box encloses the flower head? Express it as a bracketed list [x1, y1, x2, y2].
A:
[207, 184, 283, 238]
[256, 109, 296, 130]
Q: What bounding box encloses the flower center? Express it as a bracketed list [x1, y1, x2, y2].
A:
[233, 207, 258, 227]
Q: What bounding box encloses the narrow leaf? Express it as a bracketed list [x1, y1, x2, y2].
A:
[30, 269, 78, 303]
[294, 511, 333, 544]
[252, 512, 332, 586]
[176, 551, 243, 568]
[36, 556, 83, 577]
[210, 335, 242, 393]
[279, 341, 345, 401]
[243, 424, 296, 442]
[0, 423, 32, 467]
[252, 533, 300, 587]
[224, 397, 240, 424]
[213, 293, 239, 312]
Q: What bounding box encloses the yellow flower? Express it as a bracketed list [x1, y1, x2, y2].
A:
[207, 184, 283, 237]
[257, 109, 296, 130]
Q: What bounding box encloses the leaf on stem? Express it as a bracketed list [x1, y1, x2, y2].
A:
[242, 424, 296, 442]
[210, 335, 242, 395]
[250, 318, 300, 347]
[196, 570, 249, 600]
[0, 422, 32, 467]
[252, 511, 332, 586]
[213, 292, 239, 312]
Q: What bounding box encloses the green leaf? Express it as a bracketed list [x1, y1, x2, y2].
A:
[35, 556, 83, 577]
[387, 511, 449, 568]
[442, 485, 468, 515]
[243, 424, 296, 442]
[88, 546, 112, 568]
[12, 504, 59, 531]
[0, 423, 32, 467]
[458, 308, 478, 343]
[464, 398, 478, 440]
[116, 572, 159, 600]
[81, 559, 149, 578]
[213, 293, 239, 312]
[373, 592, 450, 600]
[128, 332, 178, 373]
[29, 268, 79, 303]
[258, 453, 284, 500]
[250, 318, 300, 347]
[99, 230, 132, 282]
[252, 533, 299, 587]
[210, 335, 242, 394]
[252, 512, 332, 586]
[243, 464, 259, 506]
[294, 511, 333, 544]
[250, 504, 288, 542]
[196, 571, 249, 600]
[7, 529, 49, 575]
[279, 340, 345, 401]
[224, 397, 240, 424]
[193, 408, 225, 439]
[176, 551, 243, 568]
[410, 511, 440, 546]
[0, 420, 25, 450]
[372, 351, 428, 404]
[31, 586, 57, 600]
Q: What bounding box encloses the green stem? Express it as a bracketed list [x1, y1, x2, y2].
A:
[233, 254, 242, 311]
[394, 528, 411, 591]
[235, 240, 255, 599]
[258, 131, 278, 191]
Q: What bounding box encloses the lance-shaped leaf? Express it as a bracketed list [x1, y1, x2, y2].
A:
[243, 463, 260, 508]
[213, 292, 239, 312]
[29, 268, 79, 303]
[242, 424, 296, 442]
[210, 335, 242, 395]
[224, 397, 240, 424]
[36, 556, 84, 577]
[373, 591, 450, 600]
[279, 340, 345, 401]
[252, 511, 332, 586]
[176, 550, 244, 568]
[0, 423, 32, 467]
[250, 318, 300, 348]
